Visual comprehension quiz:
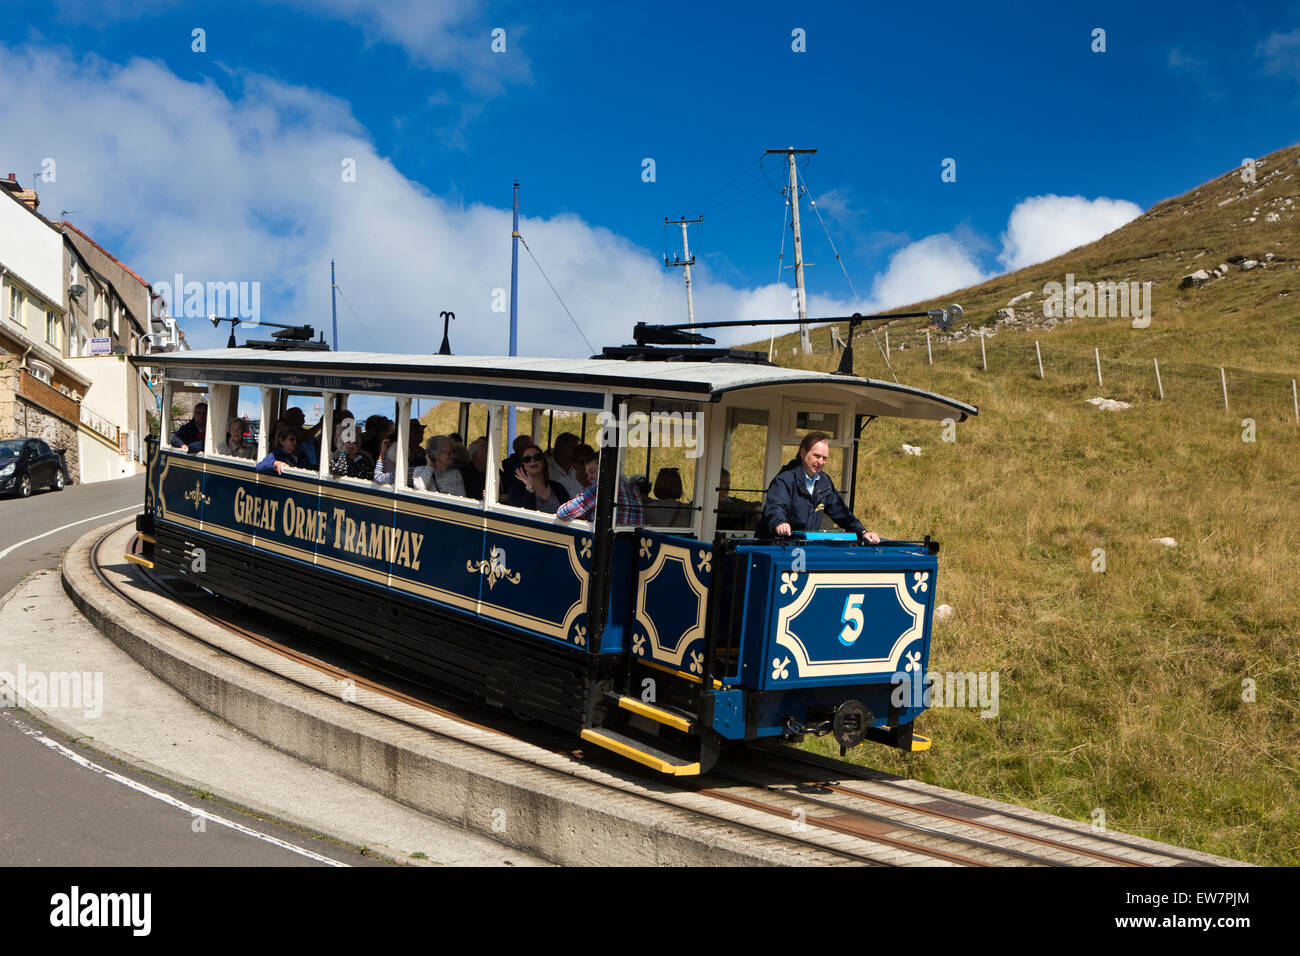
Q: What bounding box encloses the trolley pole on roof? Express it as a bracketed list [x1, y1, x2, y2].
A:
[331, 259, 339, 351]
[508, 180, 520, 446]
[664, 216, 702, 332]
[766, 147, 816, 355]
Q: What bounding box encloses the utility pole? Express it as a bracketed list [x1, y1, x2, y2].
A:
[766, 147, 816, 354]
[663, 216, 702, 329]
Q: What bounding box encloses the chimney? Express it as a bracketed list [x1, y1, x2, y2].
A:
[2, 174, 38, 210]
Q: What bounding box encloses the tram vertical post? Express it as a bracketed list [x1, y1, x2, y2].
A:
[585, 394, 625, 652]
[508, 180, 520, 447]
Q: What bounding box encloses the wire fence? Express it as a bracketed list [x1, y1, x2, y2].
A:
[794, 323, 1300, 427]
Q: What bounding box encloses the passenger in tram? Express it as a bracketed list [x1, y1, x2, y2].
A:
[371, 434, 398, 485]
[169, 401, 207, 452]
[760, 431, 880, 543]
[412, 435, 466, 496]
[556, 450, 644, 525]
[459, 437, 489, 500]
[499, 434, 535, 499]
[407, 420, 427, 484]
[328, 423, 374, 480]
[547, 432, 586, 498]
[283, 407, 319, 467]
[217, 417, 256, 459]
[450, 436, 470, 467]
[644, 467, 691, 528]
[361, 415, 393, 461]
[255, 424, 312, 475]
[508, 444, 571, 514]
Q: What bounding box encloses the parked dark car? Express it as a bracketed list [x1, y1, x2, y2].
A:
[0, 438, 70, 497]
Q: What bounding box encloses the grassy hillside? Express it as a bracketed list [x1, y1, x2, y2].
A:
[774, 143, 1300, 865]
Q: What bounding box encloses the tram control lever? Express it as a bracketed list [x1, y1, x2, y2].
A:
[751, 532, 941, 554]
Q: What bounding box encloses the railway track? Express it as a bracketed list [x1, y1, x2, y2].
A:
[90, 521, 1222, 867]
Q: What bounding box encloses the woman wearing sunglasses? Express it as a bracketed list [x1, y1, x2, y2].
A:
[508, 445, 571, 514]
[255, 424, 312, 475]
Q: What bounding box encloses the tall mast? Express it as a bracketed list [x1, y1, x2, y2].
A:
[331, 259, 338, 351]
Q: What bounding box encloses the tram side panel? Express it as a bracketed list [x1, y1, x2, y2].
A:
[146, 451, 597, 730]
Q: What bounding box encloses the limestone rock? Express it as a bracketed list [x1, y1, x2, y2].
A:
[1180, 269, 1211, 288]
[1086, 397, 1132, 411]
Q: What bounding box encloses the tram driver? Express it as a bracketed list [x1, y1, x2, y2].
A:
[761, 431, 880, 544]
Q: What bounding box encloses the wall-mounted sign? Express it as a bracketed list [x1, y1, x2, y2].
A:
[89, 337, 112, 356]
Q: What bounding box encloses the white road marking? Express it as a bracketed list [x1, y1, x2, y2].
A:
[21, 726, 348, 866]
[0, 505, 140, 561]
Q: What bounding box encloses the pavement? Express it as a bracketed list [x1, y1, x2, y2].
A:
[1, 542, 544, 867]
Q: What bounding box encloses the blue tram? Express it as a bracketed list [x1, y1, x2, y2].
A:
[128, 338, 976, 774]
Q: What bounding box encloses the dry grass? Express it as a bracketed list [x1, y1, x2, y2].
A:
[777, 143, 1300, 865]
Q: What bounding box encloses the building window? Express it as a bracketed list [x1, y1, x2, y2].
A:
[47, 310, 60, 348]
[9, 287, 23, 326]
[28, 361, 52, 385]
[69, 315, 80, 357]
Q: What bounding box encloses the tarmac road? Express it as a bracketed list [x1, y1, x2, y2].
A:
[0, 474, 144, 599]
[0, 474, 382, 866]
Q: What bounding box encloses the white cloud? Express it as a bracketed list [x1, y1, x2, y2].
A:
[863, 233, 990, 310]
[997, 194, 1142, 271]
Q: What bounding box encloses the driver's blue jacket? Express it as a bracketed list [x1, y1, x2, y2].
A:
[760, 465, 864, 537]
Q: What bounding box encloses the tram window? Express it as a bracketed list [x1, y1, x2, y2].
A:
[407, 399, 490, 501]
[209, 385, 256, 461]
[166, 385, 209, 454]
[624, 397, 702, 533]
[261, 389, 325, 474]
[324, 394, 400, 487]
[498, 405, 598, 508]
[717, 407, 768, 534]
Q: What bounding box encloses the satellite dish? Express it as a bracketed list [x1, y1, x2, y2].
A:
[69, 283, 86, 298]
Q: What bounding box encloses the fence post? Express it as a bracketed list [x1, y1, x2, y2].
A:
[1095, 347, 1102, 388]
[926, 331, 932, 365]
[1221, 368, 1229, 412]
[1153, 358, 1164, 400]
[884, 330, 890, 356]
[1293, 379, 1298, 425]
[980, 329, 987, 371]
[1035, 340, 1044, 379]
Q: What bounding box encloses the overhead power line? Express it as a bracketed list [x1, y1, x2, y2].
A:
[518, 232, 595, 354]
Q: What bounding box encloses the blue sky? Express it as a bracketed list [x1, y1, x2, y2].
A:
[2, 0, 1298, 354]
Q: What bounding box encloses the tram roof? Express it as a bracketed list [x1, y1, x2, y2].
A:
[136, 350, 978, 421]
